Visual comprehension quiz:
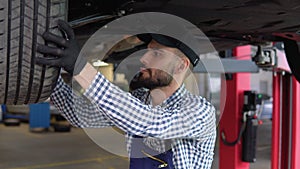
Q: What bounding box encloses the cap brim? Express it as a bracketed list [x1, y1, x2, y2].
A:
[137, 33, 199, 67]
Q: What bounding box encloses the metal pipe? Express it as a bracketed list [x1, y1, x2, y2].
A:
[68, 15, 116, 28]
[288, 75, 293, 169]
[278, 74, 283, 169]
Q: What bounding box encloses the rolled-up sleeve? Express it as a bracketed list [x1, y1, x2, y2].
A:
[84, 72, 216, 139]
[51, 75, 114, 128]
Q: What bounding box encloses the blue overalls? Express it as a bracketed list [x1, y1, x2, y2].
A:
[129, 135, 174, 169]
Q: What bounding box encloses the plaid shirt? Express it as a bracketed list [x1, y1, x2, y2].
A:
[51, 73, 216, 169]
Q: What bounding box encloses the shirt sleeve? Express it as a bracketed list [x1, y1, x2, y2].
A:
[50, 75, 114, 128]
[84, 72, 216, 139]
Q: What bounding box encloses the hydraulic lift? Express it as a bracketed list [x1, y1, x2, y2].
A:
[218, 46, 252, 169]
[207, 44, 300, 169]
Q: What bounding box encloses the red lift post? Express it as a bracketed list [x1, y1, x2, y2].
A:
[219, 44, 300, 169]
[272, 74, 300, 169]
[219, 45, 252, 169]
[291, 77, 300, 169]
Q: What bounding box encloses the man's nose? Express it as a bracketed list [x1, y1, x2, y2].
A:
[139, 52, 150, 66]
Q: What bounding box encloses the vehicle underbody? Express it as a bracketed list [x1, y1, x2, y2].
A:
[0, 0, 299, 104]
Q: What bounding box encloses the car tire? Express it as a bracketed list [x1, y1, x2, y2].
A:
[53, 124, 71, 132]
[283, 39, 300, 83]
[3, 119, 21, 126]
[0, 0, 67, 105]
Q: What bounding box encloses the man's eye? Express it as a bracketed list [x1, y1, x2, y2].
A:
[152, 50, 162, 57]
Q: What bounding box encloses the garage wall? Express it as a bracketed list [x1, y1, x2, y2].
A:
[251, 70, 273, 97]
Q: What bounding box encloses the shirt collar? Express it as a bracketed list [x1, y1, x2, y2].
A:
[161, 84, 187, 108]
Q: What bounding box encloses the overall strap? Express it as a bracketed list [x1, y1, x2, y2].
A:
[129, 135, 174, 169]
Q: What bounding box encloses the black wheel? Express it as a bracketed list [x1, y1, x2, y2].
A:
[283, 39, 300, 83]
[0, 0, 67, 105]
[53, 123, 71, 132]
[3, 119, 21, 126]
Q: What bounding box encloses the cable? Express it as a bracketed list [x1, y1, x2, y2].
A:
[220, 122, 246, 146]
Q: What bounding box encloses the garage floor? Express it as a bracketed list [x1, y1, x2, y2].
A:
[0, 120, 272, 169]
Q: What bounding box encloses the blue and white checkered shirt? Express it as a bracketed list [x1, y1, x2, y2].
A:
[51, 73, 216, 169]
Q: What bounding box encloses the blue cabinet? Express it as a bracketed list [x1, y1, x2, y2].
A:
[29, 103, 50, 129]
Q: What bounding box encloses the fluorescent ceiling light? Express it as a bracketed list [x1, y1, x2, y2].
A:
[92, 60, 109, 67]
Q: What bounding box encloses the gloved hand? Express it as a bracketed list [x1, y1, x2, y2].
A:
[36, 19, 86, 75]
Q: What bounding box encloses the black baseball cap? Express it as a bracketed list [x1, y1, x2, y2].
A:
[137, 33, 200, 67]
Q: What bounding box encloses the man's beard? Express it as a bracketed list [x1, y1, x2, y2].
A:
[129, 69, 173, 91]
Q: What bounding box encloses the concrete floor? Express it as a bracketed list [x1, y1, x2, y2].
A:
[0, 120, 272, 169]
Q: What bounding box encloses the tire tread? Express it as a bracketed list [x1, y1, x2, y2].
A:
[0, 0, 67, 104]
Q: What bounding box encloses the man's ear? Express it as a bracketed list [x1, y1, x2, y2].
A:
[175, 57, 189, 74]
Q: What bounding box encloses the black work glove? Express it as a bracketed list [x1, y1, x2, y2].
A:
[36, 19, 86, 75]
